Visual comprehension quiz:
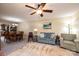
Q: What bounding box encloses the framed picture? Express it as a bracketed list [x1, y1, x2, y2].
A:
[43, 22, 52, 29]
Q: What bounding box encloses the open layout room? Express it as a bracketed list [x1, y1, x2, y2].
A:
[0, 3, 79, 56]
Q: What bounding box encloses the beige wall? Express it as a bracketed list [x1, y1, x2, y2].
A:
[31, 12, 79, 39]
[32, 18, 63, 34]
[8, 11, 79, 39]
[17, 20, 33, 39]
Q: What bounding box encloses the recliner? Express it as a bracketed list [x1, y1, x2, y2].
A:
[60, 34, 79, 52]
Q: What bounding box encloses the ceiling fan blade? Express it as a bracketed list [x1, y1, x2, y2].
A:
[30, 12, 36, 15]
[43, 10, 53, 13]
[37, 4, 40, 8]
[25, 5, 36, 10]
[40, 3, 46, 8]
[40, 14, 43, 17]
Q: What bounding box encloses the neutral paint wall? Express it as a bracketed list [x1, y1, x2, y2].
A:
[32, 18, 64, 35]
[8, 12, 79, 40]
[31, 13, 79, 39]
[17, 20, 34, 39]
[75, 11, 79, 39]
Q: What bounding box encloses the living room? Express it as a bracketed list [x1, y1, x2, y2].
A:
[0, 3, 79, 56]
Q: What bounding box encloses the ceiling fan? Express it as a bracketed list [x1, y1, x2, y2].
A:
[25, 3, 53, 17]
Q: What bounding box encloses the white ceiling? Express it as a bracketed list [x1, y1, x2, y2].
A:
[0, 3, 79, 23]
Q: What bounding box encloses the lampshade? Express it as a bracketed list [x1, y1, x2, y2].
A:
[34, 29, 38, 31]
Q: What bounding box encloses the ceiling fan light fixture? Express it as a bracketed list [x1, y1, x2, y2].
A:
[25, 3, 53, 17]
[36, 10, 42, 14]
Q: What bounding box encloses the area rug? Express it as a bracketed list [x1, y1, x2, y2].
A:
[8, 42, 76, 56]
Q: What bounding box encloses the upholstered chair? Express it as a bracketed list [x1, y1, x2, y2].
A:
[60, 34, 79, 52]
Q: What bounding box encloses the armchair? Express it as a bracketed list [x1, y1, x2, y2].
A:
[60, 34, 79, 52]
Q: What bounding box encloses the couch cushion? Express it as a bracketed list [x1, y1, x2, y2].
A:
[44, 33, 51, 38]
[51, 34, 55, 39]
[61, 34, 76, 41]
[39, 33, 44, 38]
[63, 40, 75, 46]
[62, 40, 76, 51]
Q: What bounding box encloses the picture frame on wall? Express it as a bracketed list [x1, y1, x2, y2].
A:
[43, 22, 52, 29]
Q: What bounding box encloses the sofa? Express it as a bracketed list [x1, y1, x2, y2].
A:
[60, 34, 79, 52]
[37, 32, 56, 45]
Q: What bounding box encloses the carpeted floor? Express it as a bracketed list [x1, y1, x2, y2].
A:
[1, 38, 27, 55]
[8, 42, 79, 56]
[1, 36, 79, 56]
